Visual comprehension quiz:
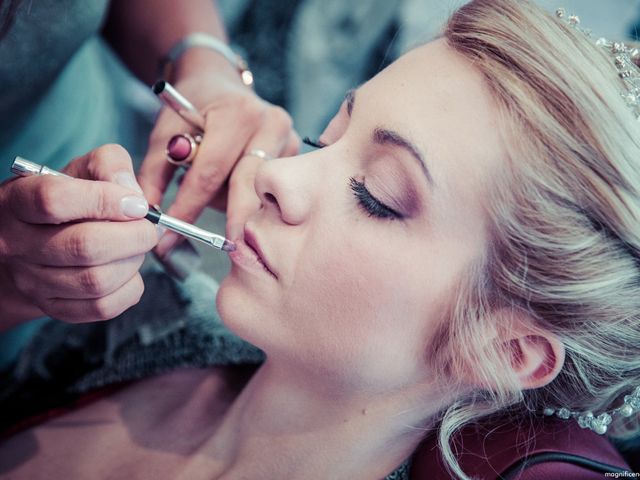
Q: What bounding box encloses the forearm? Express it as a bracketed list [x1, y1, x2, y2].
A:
[102, 0, 236, 85]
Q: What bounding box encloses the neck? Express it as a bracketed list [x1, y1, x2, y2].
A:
[203, 359, 447, 480]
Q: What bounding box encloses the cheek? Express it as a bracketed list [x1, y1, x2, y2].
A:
[282, 234, 439, 367]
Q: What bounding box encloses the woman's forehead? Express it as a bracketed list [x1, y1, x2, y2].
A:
[354, 39, 505, 193]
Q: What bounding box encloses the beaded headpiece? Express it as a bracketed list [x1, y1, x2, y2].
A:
[540, 9, 640, 435]
[556, 8, 640, 119]
[543, 386, 640, 435]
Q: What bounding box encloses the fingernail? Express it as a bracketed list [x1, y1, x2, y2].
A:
[113, 171, 144, 194]
[156, 231, 179, 256]
[121, 196, 149, 218]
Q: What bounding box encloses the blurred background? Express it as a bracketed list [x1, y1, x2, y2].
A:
[114, 0, 640, 283]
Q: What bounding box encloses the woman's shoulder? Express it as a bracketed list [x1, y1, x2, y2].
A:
[410, 415, 631, 479]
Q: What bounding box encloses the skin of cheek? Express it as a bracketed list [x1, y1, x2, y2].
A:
[245, 208, 464, 393]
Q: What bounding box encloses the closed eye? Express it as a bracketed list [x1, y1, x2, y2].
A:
[349, 177, 403, 220]
[304, 137, 403, 220]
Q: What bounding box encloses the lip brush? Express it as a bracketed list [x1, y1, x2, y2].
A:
[10, 156, 235, 252]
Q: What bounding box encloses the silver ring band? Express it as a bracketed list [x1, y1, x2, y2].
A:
[243, 148, 274, 161]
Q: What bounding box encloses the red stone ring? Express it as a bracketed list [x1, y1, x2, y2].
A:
[166, 132, 202, 166]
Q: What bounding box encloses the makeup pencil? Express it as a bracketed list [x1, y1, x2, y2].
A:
[152, 80, 206, 131]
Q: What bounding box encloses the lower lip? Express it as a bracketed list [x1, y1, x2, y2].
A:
[228, 240, 276, 278]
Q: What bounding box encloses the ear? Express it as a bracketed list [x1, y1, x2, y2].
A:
[500, 312, 566, 390]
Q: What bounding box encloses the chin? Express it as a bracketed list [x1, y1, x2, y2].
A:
[216, 276, 273, 349]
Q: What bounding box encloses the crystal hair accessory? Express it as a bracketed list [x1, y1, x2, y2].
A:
[556, 8, 640, 120]
[543, 386, 640, 435]
[541, 9, 640, 435]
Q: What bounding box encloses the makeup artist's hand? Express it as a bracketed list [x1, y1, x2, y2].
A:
[138, 51, 299, 255]
[0, 145, 158, 331]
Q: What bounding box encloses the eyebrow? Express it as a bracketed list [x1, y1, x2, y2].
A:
[345, 89, 434, 186]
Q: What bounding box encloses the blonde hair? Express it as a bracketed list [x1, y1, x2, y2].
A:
[429, 1, 640, 478]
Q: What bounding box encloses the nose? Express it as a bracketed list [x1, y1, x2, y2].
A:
[254, 154, 316, 225]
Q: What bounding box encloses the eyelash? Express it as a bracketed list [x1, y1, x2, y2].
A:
[303, 136, 403, 220]
[349, 177, 403, 220]
[302, 136, 327, 148]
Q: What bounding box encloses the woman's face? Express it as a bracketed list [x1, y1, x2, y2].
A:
[218, 39, 506, 393]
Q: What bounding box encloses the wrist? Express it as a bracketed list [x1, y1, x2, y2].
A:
[160, 32, 253, 88]
[173, 47, 242, 85]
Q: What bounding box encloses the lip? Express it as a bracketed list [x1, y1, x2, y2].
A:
[229, 228, 278, 280]
[240, 227, 278, 279]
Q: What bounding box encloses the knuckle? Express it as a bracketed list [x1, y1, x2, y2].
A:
[86, 145, 107, 170]
[268, 106, 294, 133]
[131, 222, 159, 252]
[65, 229, 105, 263]
[90, 144, 129, 165]
[33, 180, 66, 220]
[87, 144, 132, 179]
[65, 233, 92, 263]
[90, 297, 121, 321]
[192, 165, 225, 194]
[12, 270, 36, 297]
[233, 94, 263, 123]
[131, 274, 145, 304]
[91, 275, 144, 321]
[78, 267, 112, 297]
[86, 182, 109, 217]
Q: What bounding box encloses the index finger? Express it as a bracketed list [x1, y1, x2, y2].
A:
[7, 175, 148, 224]
[64, 144, 143, 193]
[165, 103, 259, 223]
[137, 109, 190, 207]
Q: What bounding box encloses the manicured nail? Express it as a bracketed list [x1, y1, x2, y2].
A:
[121, 196, 149, 218]
[113, 171, 144, 194]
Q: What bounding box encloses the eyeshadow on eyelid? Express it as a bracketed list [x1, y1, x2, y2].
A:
[367, 168, 421, 217]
